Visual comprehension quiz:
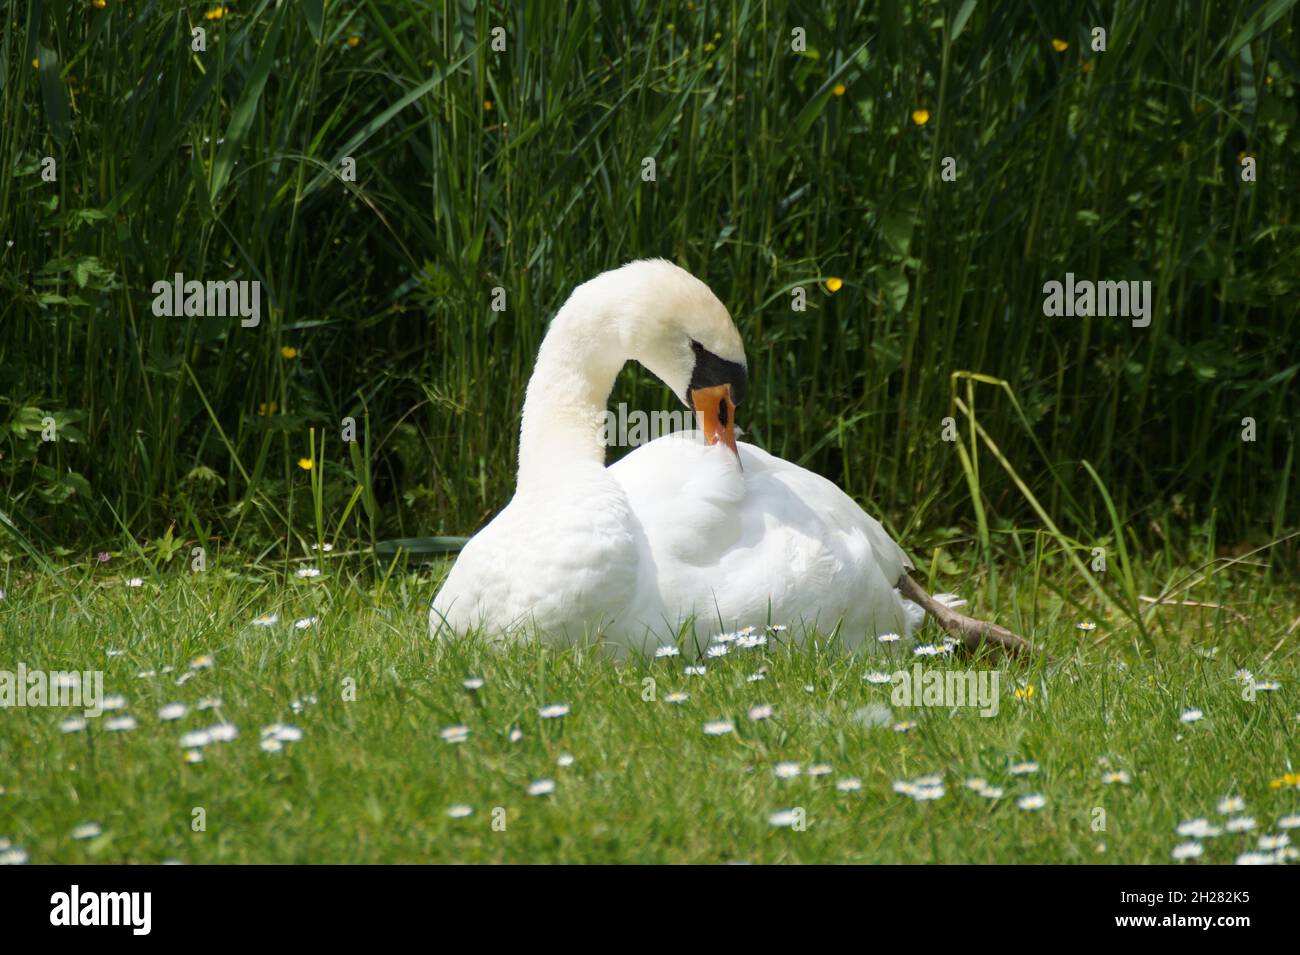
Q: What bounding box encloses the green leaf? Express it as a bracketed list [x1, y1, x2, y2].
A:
[1226, 0, 1300, 58]
[303, 0, 324, 43]
[210, 9, 285, 203]
[36, 45, 71, 144]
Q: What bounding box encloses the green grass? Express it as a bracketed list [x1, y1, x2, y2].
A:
[2, 553, 1296, 863]
[2, 1, 1298, 561]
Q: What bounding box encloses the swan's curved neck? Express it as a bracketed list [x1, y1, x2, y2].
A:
[517, 301, 625, 490]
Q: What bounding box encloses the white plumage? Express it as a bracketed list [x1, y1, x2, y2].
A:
[430, 260, 922, 655]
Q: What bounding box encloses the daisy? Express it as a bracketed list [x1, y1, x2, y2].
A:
[446, 805, 473, 819]
[773, 762, 801, 779]
[439, 725, 470, 744]
[509, 727, 523, 743]
[1177, 819, 1222, 839]
[295, 567, 322, 579]
[835, 777, 862, 792]
[462, 677, 484, 691]
[1017, 793, 1046, 811]
[864, 671, 892, 685]
[0, 848, 29, 865]
[1217, 796, 1246, 814]
[1172, 842, 1203, 860]
[702, 720, 734, 736]
[105, 716, 137, 732]
[538, 703, 570, 719]
[556, 753, 575, 767]
[915, 784, 945, 801]
[1258, 833, 1290, 851]
[1179, 708, 1204, 723]
[706, 644, 730, 658]
[261, 724, 303, 743]
[1225, 816, 1256, 833]
[893, 721, 917, 733]
[664, 691, 689, 704]
[259, 738, 283, 753]
[767, 809, 801, 828]
[1009, 761, 1039, 776]
[1234, 668, 1254, 684]
[294, 616, 318, 630]
[1075, 621, 1097, 632]
[252, 613, 278, 627]
[736, 633, 767, 649]
[1277, 814, 1300, 830]
[126, 578, 144, 588]
[136, 670, 157, 679]
[684, 665, 707, 676]
[180, 729, 212, 748]
[527, 779, 555, 797]
[60, 716, 88, 733]
[1102, 770, 1131, 785]
[189, 655, 214, 670]
[289, 695, 315, 713]
[746, 672, 766, 683]
[913, 644, 942, 657]
[748, 704, 773, 721]
[183, 749, 204, 763]
[965, 778, 989, 793]
[1235, 852, 1275, 865]
[157, 702, 187, 721]
[207, 722, 238, 742]
[892, 780, 917, 797]
[72, 823, 102, 840]
[101, 694, 127, 711]
[979, 786, 1005, 799]
[767, 625, 789, 635]
[310, 542, 334, 552]
[174, 671, 194, 686]
[877, 632, 901, 644]
[654, 645, 680, 658]
[715, 631, 739, 644]
[197, 697, 221, 710]
[1254, 680, 1281, 692]
[807, 764, 833, 777]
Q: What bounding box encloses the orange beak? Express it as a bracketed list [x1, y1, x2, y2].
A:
[691, 383, 740, 465]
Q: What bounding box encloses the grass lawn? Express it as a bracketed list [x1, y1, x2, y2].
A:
[2, 556, 1297, 864]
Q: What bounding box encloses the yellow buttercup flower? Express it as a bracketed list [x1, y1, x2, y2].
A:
[832, 83, 846, 97]
[1051, 38, 1068, 52]
[93, 0, 107, 8]
[347, 35, 361, 48]
[1268, 772, 1300, 789]
[280, 346, 298, 359]
[297, 458, 314, 471]
[205, 5, 226, 20]
[32, 58, 40, 69]
[257, 401, 279, 416]
[1015, 685, 1036, 700]
[484, 100, 493, 111]
[825, 277, 843, 293]
[1081, 61, 1094, 74]
[911, 109, 929, 126]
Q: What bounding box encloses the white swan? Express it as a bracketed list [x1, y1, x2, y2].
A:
[430, 260, 1028, 658]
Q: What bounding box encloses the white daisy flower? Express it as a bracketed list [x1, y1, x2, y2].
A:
[556, 753, 575, 768]
[877, 632, 901, 644]
[1234, 668, 1254, 684]
[964, 777, 989, 793]
[527, 779, 555, 797]
[835, 777, 862, 792]
[1009, 761, 1039, 776]
[105, 716, 137, 732]
[207, 722, 238, 742]
[252, 613, 278, 627]
[1172, 842, 1203, 860]
[807, 764, 833, 777]
[773, 762, 801, 779]
[180, 729, 212, 748]
[509, 727, 523, 743]
[1017, 793, 1047, 811]
[912, 644, 942, 657]
[310, 543, 334, 552]
[295, 567, 322, 579]
[1217, 796, 1246, 814]
[1235, 851, 1275, 865]
[1258, 833, 1290, 851]
[767, 809, 801, 828]
[0, 848, 29, 865]
[157, 702, 187, 721]
[1179, 708, 1204, 723]
[1075, 621, 1097, 631]
[736, 633, 767, 649]
[892, 780, 917, 796]
[705, 644, 730, 658]
[892, 720, 917, 732]
[60, 717, 87, 733]
[126, 578, 144, 588]
[101, 694, 127, 711]
[1254, 680, 1281, 692]
[197, 697, 221, 710]
[767, 624, 789, 634]
[654, 645, 680, 658]
[72, 823, 102, 840]
[980, 786, 1005, 799]
[462, 677, 484, 691]
[106, 649, 124, 658]
[261, 724, 303, 743]
[1276, 814, 1300, 830]
[746, 672, 766, 683]
[748, 704, 773, 721]
[446, 805, 473, 818]
[259, 738, 283, 753]
[664, 691, 689, 704]
[183, 749, 204, 763]
[189, 655, 214, 670]
[136, 670, 157, 679]
[1101, 770, 1131, 785]
[715, 631, 739, 644]
[440, 725, 470, 744]
[538, 703, 570, 719]
[702, 720, 734, 736]
[294, 616, 318, 630]
[1177, 819, 1222, 839]
[863, 671, 892, 685]
[174, 671, 194, 686]
[684, 665, 707, 676]
[1224, 816, 1256, 833]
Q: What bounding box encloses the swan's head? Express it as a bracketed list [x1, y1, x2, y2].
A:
[583, 259, 747, 459]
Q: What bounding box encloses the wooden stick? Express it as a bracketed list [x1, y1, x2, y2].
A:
[897, 574, 1042, 661]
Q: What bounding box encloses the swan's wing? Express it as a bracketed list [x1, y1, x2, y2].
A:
[430, 475, 639, 640]
[607, 432, 910, 643]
